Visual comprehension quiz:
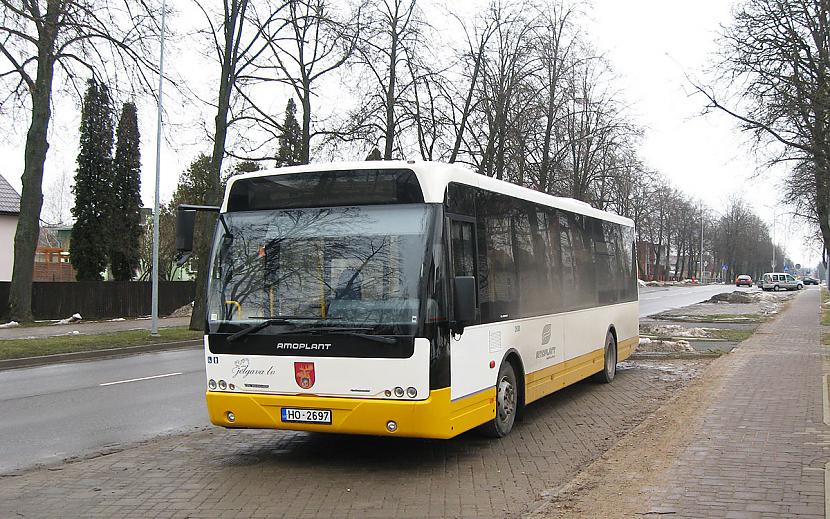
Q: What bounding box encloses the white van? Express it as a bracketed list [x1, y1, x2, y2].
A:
[758, 272, 803, 291]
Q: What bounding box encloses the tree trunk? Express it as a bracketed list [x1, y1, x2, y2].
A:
[301, 83, 311, 164]
[9, 54, 56, 322]
[383, 28, 398, 160]
[190, 1, 241, 330]
[449, 31, 489, 164]
[674, 241, 683, 280]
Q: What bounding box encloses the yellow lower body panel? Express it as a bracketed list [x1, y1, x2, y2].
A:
[206, 386, 496, 439]
[617, 335, 638, 362]
[524, 335, 639, 405]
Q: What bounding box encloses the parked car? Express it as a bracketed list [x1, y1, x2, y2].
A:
[757, 272, 804, 291]
[735, 274, 753, 287]
[802, 276, 820, 285]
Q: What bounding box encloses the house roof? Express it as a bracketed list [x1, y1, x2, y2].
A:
[0, 173, 21, 215]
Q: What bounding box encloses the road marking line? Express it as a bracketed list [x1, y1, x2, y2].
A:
[99, 372, 183, 386]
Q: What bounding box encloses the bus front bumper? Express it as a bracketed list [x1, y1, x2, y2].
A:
[206, 387, 496, 439]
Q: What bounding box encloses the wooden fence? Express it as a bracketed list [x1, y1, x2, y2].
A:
[0, 281, 195, 320]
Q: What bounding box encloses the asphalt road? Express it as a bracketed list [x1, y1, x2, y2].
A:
[0, 347, 206, 474]
[0, 283, 746, 475]
[639, 283, 754, 317]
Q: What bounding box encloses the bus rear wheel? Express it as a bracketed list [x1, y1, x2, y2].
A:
[480, 362, 518, 438]
[594, 332, 617, 384]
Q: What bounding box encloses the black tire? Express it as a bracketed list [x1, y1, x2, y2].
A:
[797, 284, 803, 290]
[774, 285, 780, 292]
[594, 332, 617, 384]
[479, 362, 518, 438]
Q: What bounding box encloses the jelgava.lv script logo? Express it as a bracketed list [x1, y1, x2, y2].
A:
[294, 362, 315, 389]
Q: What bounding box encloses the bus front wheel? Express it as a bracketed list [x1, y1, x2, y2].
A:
[480, 362, 518, 438]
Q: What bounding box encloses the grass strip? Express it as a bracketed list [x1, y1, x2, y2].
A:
[0, 327, 202, 361]
[708, 328, 755, 342]
[653, 313, 765, 323]
[822, 287, 830, 327]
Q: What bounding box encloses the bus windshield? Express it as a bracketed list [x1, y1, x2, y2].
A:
[206, 204, 438, 335]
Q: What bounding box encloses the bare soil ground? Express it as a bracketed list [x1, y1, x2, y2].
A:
[652, 290, 795, 321]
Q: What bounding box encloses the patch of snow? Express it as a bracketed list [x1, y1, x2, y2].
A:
[54, 313, 82, 325]
[635, 339, 695, 353]
[0, 321, 20, 329]
[642, 324, 712, 338]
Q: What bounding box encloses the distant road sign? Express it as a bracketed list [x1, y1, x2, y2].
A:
[784, 265, 789, 272]
[796, 263, 801, 270]
[721, 264, 728, 271]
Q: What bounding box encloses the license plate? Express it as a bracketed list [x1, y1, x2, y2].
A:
[281, 408, 332, 424]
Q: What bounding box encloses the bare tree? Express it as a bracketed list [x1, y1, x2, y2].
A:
[446, 4, 499, 163]
[348, 0, 424, 159]
[189, 0, 287, 329]
[467, 3, 537, 180]
[0, 0, 162, 321]
[525, 1, 578, 193]
[41, 168, 73, 225]
[253, 0, 359, 164]
[697, 0, 830, 263]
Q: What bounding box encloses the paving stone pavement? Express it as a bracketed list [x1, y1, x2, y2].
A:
[0, 359, 707, 518]
[642, 288, 829, 518]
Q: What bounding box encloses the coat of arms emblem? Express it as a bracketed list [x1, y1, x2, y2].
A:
[294, 362, 315, 389]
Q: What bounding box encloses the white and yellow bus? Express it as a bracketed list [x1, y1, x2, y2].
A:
[176, 161, 638, 439]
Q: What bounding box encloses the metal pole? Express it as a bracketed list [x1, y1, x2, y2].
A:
[151, 0, 167, 337]
[699, 205, 704, 284]
[771, 211, 776, 270]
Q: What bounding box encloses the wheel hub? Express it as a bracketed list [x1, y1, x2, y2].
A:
[497, 376, 515, 422]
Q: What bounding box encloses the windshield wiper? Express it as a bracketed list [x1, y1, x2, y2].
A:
[226, 316, 322, 342]
[273, 326, 397, 344]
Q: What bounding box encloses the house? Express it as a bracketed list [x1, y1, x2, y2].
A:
[0, 174, 21, 282]
[36, 225, 76, 281]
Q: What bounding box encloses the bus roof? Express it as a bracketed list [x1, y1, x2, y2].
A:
[223, 160, 635, 227]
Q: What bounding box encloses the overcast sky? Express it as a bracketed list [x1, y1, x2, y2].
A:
[589, 0, 816, 269]
[0, 0, 819, 270]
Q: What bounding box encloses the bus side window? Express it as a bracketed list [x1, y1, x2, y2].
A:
[451, 220, 476, 278]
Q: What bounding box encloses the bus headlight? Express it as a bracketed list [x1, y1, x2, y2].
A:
[218, 380, 227, 390]
[226, 411, 235, 422]
[406, 387, 417, 398]
[386, 420, 397, 432]
[208, 379, 217, 390]
[394, 386, 404, 397]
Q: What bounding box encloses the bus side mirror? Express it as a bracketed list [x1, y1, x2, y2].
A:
[453, 276, 476, 333]
[176, 208, 196, 252]
[175, 208, 196, 265]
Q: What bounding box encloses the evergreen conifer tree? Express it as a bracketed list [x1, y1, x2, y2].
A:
[365, 147, 382, 160]
[109, 102, 142, 281]
[275, 99, 303, 167]
[70, 79, 114, 281]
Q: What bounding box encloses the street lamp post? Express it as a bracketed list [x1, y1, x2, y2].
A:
[699, 204, 704, 284]
[150, 0, 167, 337]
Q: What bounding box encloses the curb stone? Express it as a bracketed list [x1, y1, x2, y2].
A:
[0, 339, 203, 371]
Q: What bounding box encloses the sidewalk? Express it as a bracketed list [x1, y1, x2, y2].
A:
[0, 316, 191, 340]
[641, 288, 828, 517]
